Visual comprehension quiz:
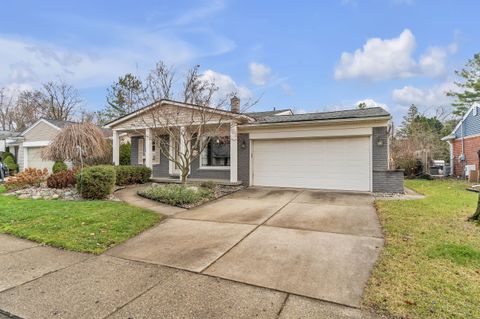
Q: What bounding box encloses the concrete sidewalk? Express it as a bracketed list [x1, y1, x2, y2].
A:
[0, 234, 377, 319]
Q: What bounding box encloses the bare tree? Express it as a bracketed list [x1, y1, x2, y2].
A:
[139, 64, 256, 183]
[35, 81, 82, 121]
[0, 88, 15, 131]
[12, 90, 42, 131]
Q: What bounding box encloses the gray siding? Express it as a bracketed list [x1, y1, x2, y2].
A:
[130, 136, 140, 166]
[454, 106, 480, 138]
[153, 135, 170, 178]
[189, 157, 230, 180]
[373, 170, 404, 193]
[237, 133, 250, 185]
[372, 126, 404, 193]
[372, 127, 388, 171]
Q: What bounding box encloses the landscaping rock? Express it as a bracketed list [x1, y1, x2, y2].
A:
[2, 186, 118, 201]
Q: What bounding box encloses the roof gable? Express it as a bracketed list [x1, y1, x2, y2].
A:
[104, 99, 254, 129]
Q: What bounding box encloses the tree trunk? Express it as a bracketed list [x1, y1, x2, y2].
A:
[471, 192, 480, 221]
[180, 169, 188, 185]
[472, 151, 480, 221]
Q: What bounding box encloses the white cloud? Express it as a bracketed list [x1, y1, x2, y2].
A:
[249, 62, 272, 86]
[392, 81, 455, 108]
[0, 13, 236, 92]
[200, 69, 252, 102]
[355, 99, 389, 110]
[334, 29, 456, 81]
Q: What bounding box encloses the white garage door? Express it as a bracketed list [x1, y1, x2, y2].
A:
[252, 137, 371, 191]
[27, 147, 55, 172]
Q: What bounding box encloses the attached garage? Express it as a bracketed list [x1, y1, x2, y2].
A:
[251, 136, 372, 192]
[25, 147, 55, 171]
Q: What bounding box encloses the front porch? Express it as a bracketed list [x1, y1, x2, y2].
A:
[111, 122, 240, 184]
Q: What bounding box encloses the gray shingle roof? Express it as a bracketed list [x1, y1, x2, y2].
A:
[42, 118, 78, 129]
[245, 109, 292, 119]
[252, 107, 390, 124]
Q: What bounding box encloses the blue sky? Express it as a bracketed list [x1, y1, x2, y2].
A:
[0, 0, 478, 123]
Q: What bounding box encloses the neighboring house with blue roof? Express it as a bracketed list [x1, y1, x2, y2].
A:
[442, 103, 480, 177]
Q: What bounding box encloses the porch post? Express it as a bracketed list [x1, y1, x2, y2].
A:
[145, 128, 153, 170]
[179, 126, 186, 180]
[230, 122, 238, 183]
[112, 130, 120, 165]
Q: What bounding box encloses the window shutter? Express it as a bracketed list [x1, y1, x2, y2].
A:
[138, 138, 144, 165]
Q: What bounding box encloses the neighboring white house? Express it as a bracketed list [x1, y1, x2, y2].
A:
[11, 119, 75, 172]
[8, 118, 118, 172]
[105, 98, 404, 193]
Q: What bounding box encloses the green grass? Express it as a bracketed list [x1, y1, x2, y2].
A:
[0, 186, 161, 254]
[138, 184, 213, 207]
[363, 179, 480, 319]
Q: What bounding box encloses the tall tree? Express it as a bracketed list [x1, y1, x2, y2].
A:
[0, 88, 15, 131]
[12, 90, 42, 131]
[35, 81, 82, 121]
[99, 73, 145, 123]
[357, 102, 367, 109]
[447, 53, 480, 116]
[397, 104, 419, 137]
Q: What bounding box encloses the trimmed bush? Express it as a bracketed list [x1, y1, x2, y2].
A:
[114, 165, 151, 186]
[47, 169, 76, 189]
[0, 151, 14, 161]
[3, 155, 18, 174]
[52, 160, 68, 174]
[119, 142, 131, 165]
[76, 165, 116, 199]
[5, 168, 49, 191]
[138, 184, 213, 207]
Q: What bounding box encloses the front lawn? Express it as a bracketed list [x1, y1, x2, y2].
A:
[0, 186, 161, 254]
[364, 179, 480, 318]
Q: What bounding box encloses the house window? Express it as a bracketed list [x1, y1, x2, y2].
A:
[200, 137, 230, 168]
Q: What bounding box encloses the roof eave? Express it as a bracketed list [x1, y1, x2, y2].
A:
[238, 115, 391, 128]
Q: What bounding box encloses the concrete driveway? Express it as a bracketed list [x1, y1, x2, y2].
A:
[108, 187, 384, 308]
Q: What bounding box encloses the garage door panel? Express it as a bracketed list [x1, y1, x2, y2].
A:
[27, 147, 55, 172]
[252, 137, 371, 191]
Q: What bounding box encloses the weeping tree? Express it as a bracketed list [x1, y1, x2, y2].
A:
[42, 122, 111, 166]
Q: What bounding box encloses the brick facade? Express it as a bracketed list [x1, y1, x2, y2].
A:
[451, 136, 480, 177]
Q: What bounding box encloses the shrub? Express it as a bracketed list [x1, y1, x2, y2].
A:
[0, 151, 14, 161]
[200, 180, 216, 189]
[76, 165, 116, 199]
[52, 160, 68, 174]
[114, 165, 151, 186]
[3, 155, 18, 174]
[120, 142, 131, 165]
[47, 169, 76, 189]
[5, 168, 49, 190]
[138, 184, 213, 207]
